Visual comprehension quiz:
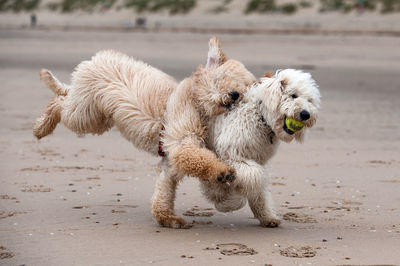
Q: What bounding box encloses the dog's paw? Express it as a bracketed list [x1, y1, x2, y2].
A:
[260, 217, 281, 228]
[158, 215, 192, 229]
[216, 168, 235, 184]
[206, 161, 235, 184]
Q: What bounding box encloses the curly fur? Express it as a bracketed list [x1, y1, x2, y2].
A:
[161, 38, 256, 183]
[202, 69, 321, 227]
[33, 37, 256, 228]
[34, 51, 176, 155]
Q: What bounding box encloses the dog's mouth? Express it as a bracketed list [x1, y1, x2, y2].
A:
[221, 102, 233, 109]
[221, 100, 238, 110]
[221, 91, 241, 109]
[283, 121, 294, 135]
[283, 117, 304, 135]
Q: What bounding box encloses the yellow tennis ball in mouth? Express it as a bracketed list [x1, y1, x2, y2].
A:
[285, 118, 304, 132]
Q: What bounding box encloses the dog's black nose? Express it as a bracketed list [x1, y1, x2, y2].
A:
[300, 110, 310, 121]
[229, 91, 240, 101]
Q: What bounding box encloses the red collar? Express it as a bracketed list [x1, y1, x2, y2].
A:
[158, 125, 165, 157]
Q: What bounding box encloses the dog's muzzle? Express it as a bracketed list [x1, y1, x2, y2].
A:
[222, 91, 240, 109]
[283, 121, 295, 135]
[283, 117, 305, 135]
[229, 91, 240, 102]
[300, 110, 310, 121]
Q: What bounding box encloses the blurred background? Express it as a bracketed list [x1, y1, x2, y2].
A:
[1, 0, 400, 265]
[1, 0, 400, 30]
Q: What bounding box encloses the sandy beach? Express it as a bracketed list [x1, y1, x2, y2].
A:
[1, 27, 400, 265]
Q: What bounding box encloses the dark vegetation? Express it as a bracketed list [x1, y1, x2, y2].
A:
[319, 0, 400, 13]
[124, 0, 195, 14]
[0, 0, 40, 12]
[1, 0, 399, 14]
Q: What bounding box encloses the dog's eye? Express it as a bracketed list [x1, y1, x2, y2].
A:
[291, 94, 298, 99]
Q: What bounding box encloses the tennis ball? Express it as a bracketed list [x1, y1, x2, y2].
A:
[285, 117, 304, 132]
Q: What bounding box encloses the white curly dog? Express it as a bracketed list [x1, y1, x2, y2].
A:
[201, 69, 321, 227]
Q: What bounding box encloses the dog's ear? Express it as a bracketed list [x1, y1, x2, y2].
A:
[263, 72, 274, 78]
[206, 36, 227, 70]
[280, 78, 288, 92]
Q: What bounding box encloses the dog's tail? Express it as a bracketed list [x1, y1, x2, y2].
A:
[39, 69, 69, 96]
[33, 69, 68, 139]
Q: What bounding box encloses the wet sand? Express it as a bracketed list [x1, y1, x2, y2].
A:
[1, 29, 400, 265]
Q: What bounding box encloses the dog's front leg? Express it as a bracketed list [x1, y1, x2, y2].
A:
[248, 188, 281, 228]
[230, 160, 281, 227]
[169, 141, 235, 183]
[245, 177, 281, 229]
[151, 159, 190, 229]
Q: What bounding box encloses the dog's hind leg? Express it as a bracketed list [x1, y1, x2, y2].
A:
[151, 159, 190, 229]
[34, 69, 70, 139]
[39, 69, 69, 96]
[33, 96, 64, 139]
[200, 182, 246, 212]
[214, 192, 247, 213]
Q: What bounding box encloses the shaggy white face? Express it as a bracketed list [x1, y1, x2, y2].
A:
[258, 69, 321, 143]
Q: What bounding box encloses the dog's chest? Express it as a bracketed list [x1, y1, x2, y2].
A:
[209, 102, 279, 164]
